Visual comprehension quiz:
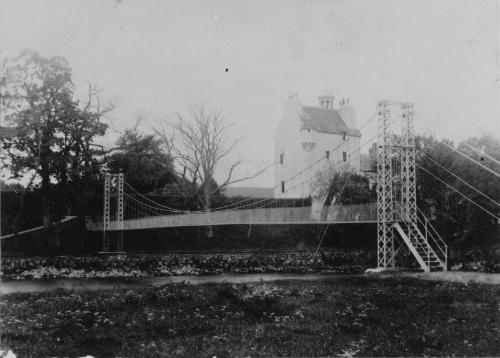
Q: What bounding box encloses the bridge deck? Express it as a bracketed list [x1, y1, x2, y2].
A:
[86, 204, 377, 231]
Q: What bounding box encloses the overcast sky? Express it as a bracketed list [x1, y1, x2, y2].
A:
[1, 0, 499, 187]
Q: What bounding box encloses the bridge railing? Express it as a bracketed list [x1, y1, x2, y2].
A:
[86, 203, 377, 231]
[325, 203, 377, 223]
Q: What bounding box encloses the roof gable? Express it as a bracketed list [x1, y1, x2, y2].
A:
[300, 106, 360, 137]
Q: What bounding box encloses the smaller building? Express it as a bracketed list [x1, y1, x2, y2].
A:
[274, 94, 362, 198]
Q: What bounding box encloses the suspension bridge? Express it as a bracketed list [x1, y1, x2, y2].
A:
[86, 203, 378, 231]
[29, 100, 500, 272]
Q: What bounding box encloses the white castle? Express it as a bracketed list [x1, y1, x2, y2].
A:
[274, 93, 361, 198]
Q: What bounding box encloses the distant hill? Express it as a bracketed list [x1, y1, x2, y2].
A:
[224, 186, 274, 198]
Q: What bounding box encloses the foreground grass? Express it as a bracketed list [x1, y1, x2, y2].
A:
[1, 276, 499, 357]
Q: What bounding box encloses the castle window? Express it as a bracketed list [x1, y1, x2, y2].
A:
[280, 153, 284, 165]
[325, 150, 330, 159]
[281, 181, 285, 193]
[343, 151, 347, 162]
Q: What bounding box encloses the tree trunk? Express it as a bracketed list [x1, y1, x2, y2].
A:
[40, 132, 53, 230]
[203, 187, 214, 239]
[41, 166, 52, 228]
[11, 175, 35, 235]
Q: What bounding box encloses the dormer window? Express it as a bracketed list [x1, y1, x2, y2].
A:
[280, 153, 284, 165]
[343, 133, 346, 141]
[325, 150, 330, 159]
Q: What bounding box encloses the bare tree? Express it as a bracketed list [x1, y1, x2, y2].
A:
[156, 103, 267, 237]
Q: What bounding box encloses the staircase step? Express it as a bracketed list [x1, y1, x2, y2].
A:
[415, 248, 435, 253]
[419, 259, 439, 262]
[395, 221, 446, 272]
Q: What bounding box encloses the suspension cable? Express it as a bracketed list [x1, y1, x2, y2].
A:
[439, 140, 500, 180]
[419, 151, 500, 209]
[123, 192, 181, 214]
[124, 182, 188, 213]
[312, 169, 354, 262]
[414, 111, 500, 175]
[124, 163, 278, 213]
[221, 131, 379, 213]
[463, 142, 500, 167]
[119, 108, 380, 215]
[417, 164, 500, 221]
[265, 107, 379, 192]
[126, 127, 376, 216]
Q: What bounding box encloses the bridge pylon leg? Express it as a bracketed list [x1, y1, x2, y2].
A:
[102, 173, 111, 252]
[100, 172, 125, 254]
[376, 100, 395, 269]
[116, 173, 124, 253]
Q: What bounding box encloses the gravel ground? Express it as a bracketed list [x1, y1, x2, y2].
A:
[374, 271, 500, 285]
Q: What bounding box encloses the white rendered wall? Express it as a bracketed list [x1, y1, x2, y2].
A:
[274, 98, 304, 198]
[274, 100, 361, 199]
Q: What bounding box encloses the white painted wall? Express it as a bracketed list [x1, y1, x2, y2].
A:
[273, 97, 304, 198]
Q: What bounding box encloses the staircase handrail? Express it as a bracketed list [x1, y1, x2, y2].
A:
[415, 215, 445, 258]
[416, 208, 448, 267]
[395, 204, 443, 269]
[393, 222, 430, 272]
[397, 211, 429, 258]
[416, 208, 447, 253]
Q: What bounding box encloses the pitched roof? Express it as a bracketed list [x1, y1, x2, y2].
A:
[300, 106, 361, 137]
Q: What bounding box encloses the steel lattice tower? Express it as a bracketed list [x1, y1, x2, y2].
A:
[102, 172, 124, 253]
[400, 104, 416, 223]
[377, 101, 416, 269]
[376, 100, 395, 268]
[102, 173, 111, 252]
[116, 173, 124, 252]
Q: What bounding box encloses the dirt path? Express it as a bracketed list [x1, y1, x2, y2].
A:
[394, 271, 500, 285]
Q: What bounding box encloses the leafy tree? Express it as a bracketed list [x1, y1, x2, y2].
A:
[107, 128, 176, 194]
[310, 165, 373, 220]
[416, 134, 500, 255]
[1, 50, 111, 227]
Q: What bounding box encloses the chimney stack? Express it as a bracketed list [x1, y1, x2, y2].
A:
[339, 98, 350, 107]
[318, 95, 335, 110]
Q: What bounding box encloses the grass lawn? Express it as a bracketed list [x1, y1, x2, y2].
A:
[1, 276, 499, 357]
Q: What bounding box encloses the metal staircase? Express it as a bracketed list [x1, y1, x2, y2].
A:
[393, 217, 447, 272]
